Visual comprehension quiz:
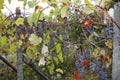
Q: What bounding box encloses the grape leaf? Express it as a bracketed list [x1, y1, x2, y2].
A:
[95, 0, 112, 9]
[57, 52, 63, 63]
[15, 18, 24, 26]
[41, 45, 49, 56]
[8, 0, 11, 4]
[42, 0, 48, 3]
[0, 0, 4, 10]
[28, 1, 35, 8]
[56, 68, 63, 74]
[84, 0, 95, 10]
[82, 6, 94, 14]
[53, 57, 59, 65]
[61, 6, 68, 18]
[29, 33, 42, 45]
[74, 0, 80, 4]
[38, 57, 46, 66]
[0, 36, 7, 46]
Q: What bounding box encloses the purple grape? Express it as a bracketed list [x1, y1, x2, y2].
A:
[99, 71, 108, 80]
[75, 60, 80, 69]
[50, 53, 55, 58]
[87, 27, 94, 32]
[78, 67, 85, 77]
[27, 28, 33, 34]
[63, 42, 68, 54]
[90, 62, 95, 73]
[62, 35, 67, 41]
[85, 50, 90, 59]
[104, 27, 113, 39]
[79, 55, 85, 62]
[96, 61, 102, 67]
[75, 53, 79, 59]
[49, 38, 54, 48]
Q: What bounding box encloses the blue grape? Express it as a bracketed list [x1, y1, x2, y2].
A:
[63, 42, 68, 54]
[90, 62, 95, 73]
[96, 61, 102, 67]
[78, 67, 85, 77]
[27, 28, 33, 34]
[85, 50, 90, 59]
[75, 60, 80, 69]
[87, 27, 94, 32]
[75, 53, 79, 59]
[50, 53, 55, 58]
[95, 66, 100, 73]
[55, 78, 58, 80]
[49, 38, 54, 48]
[104, 27, 113, 39]
[62, 35, 67, 41]
[99, 71, 108, 80]
[79, 55, 85, 62]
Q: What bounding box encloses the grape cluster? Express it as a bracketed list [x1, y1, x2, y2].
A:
[74, 48, 109, 79]
[62, 42, 68, 54]
[104, 27, 113, 39]
[99, 71, 108, 80]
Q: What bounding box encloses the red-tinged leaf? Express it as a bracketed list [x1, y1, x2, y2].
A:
[84, 20, 91, 29]
[74, 71, 79, 80]
[82, 60, 89, 67]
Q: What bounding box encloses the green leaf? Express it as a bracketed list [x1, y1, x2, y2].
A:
[84, 0, 95, 10]
[28, 1, 35, 8]
[57, 52, 63, 63]
[15, 18, 24, 26]
[28, 12, 38, 26]
[0, 0, 4, 10]
[53, 57, 59, 65]
[61, 6, 68, 18]
[62, 0, 69, 3]
[74, 0, 80, 4]
[56, 68, 63, 74]
[82, 6, 94, 14]
[9, 43, 16, 53]
[8, 0, 11, 4]
[48, 64, 55, 75]
[56, 43, 62, 53]
[0, 36, 7, 46]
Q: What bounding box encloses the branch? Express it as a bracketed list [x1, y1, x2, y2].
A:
[0, 54, 17, 72]
[23, 55, 50, 80]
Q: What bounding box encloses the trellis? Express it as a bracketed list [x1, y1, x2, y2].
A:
[0, 2, 120, 80]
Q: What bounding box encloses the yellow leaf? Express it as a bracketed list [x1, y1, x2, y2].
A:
[56, 68, 63, 74]
[15, 18, 24, 26]
[42, 0, 48, 3]
[105, 40, 112, 49]
[84, 0, 95, 10]
[61, 6, 68, 18]
[29, 33, 42, 45]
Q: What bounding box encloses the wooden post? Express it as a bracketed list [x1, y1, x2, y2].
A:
[16, 27, 23, 80]
[113, 3, 120, 80]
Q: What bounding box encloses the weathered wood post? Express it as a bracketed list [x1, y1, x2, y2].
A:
[112, 3, 120, 80]
[15, 7, 23, 80]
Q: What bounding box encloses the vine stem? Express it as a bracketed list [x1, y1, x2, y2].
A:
[37, 6, 50, 24]
[81, 26, 99, 48]
[4, 4, 14, 17]
[97, 5, 120, 29]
